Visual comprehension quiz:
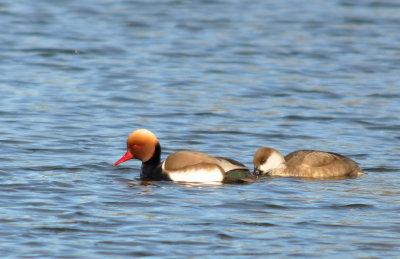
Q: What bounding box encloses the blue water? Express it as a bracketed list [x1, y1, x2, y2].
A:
[1, 0, 400, 258]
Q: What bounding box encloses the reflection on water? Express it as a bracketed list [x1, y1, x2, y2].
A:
[1, 0, 400, 258]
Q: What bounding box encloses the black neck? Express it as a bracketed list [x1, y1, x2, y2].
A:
[146, 142, 161, 165]
[141, 143, 169, 180]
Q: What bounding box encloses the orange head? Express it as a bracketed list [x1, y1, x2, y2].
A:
[114, 129, 159, 166]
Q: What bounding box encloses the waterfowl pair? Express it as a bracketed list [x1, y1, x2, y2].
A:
[253, 147, 363, 178]
[114, 129, 255, 183]
[114, 129, 362, 182]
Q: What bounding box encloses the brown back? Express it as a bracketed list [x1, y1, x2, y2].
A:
[285, 150, 362, 177]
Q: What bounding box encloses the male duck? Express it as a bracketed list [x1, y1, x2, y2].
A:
[114, 129, 255, 183]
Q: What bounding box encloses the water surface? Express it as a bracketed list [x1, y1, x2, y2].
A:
[1, 0, 400, 258]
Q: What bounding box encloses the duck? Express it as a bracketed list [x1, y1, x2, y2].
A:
[114, 129, 255, 183]
[253, 147, 363, 178]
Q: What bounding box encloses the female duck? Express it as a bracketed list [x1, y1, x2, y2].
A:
[114, 129, 255, 183]
[253, 147, 362, 178]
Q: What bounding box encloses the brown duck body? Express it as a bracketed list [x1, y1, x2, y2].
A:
[254, 147, 363, 178]
[115, 129, 255, 183]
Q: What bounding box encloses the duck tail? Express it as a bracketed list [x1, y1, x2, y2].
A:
[224, 169, 256, 184]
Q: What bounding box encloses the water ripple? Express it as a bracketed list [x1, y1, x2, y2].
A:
[1, 0, 400, 258]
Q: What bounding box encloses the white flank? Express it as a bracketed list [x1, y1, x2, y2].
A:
[168, 169, 224, 183]
[169, 170, 224, 183]
[161, 161, 224, 183]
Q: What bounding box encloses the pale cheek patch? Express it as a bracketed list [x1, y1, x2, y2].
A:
[258, 163, 271, 174]
[267, 153, 284, 168]
[168, 169, 224, 183]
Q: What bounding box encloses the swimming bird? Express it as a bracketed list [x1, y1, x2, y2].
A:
[114, 129, 255, 183]
[253, 147, 363, 178]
